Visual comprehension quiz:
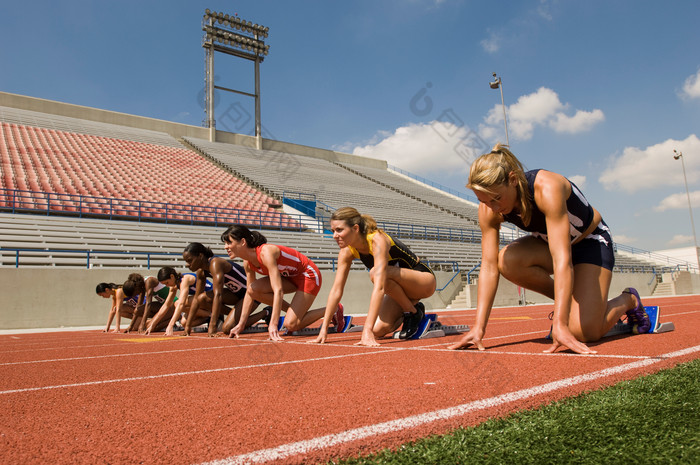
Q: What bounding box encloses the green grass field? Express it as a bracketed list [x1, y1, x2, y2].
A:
[335, 359, 700, 465]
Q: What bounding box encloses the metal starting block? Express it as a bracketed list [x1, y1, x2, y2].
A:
[239, 312, 469, 340]
[241, 315, 356, 336]
[392, 313, 470, 340]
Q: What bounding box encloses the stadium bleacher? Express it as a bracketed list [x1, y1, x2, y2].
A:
[184, 136, 482, 232]
[0, 100, 693, 304]
[0, 106, 294, 226]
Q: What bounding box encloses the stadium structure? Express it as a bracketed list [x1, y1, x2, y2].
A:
[2, 90, 698, 330]
[1, 10, 698, 329]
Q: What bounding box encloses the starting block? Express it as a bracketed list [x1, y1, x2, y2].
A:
[239, 312, 469, 341]
[545, 305, 675, 340]
[241, 315, 356, 336]
[603, 305, 675, 337]
[392, 313, 470, 340]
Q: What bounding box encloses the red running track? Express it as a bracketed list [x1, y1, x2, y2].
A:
[1, 295, 699, 464]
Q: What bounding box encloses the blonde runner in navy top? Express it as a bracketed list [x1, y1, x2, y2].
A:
[449, 144, 651, 355]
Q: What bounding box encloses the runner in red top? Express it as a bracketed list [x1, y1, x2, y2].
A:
[222, 224, 344, 342]
[248, 244, 322, 296]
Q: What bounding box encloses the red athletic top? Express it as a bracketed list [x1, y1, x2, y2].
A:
[250, 244, 311, 277]
[250, 244, 322, 296]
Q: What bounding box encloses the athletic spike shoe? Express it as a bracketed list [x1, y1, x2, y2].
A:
[332, 303, 345, 333]
[623, 287, 651, 334]
[400, 302, 425, 340]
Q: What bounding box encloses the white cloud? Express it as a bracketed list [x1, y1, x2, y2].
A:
[668, 234, 694, 246]
[653, 190, 700, 212]
[352, 122, 482, 174]
[480, 31, 501, 53]
[680, 69, 700, 100]
[614, 234, 637, 245]
[479, 1, 555, 54]
[568, 175, 586, 190]
[599, 134, 700, 193]
[549, 109, 605, 133]
[537, 0, 554, 20]
[480, 87, 604, 141]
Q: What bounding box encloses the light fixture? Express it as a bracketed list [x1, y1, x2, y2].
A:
[489, 72, 509, 146]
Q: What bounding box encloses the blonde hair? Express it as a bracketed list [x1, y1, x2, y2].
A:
[467, 143, 532, 226]
[331, 207, 379, 235]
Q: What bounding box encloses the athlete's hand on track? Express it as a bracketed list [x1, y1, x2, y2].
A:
[228, 324, 243, 339]
[164, 326, 174, 337]
[307, 330, 327, 344]
[268, 327, 284, 342]
[544, 325, 597, 355]
[448, 327, 485, 350]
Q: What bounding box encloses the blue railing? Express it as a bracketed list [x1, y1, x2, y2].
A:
[1, 247, 462, 273]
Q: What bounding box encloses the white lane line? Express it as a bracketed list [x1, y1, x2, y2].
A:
[200, 345, 700, 465]
[0, 348, 396, 395]
[0, 341, 270, 366]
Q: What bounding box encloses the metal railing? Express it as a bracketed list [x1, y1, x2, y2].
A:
[0, 246, 462, 273]
[0, 187, 320, 231]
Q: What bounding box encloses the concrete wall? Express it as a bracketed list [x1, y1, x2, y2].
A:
[672, 271, 700, 295]
[0, 268, 459, 330]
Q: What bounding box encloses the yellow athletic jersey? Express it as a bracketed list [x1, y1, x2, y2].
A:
[347, 231, 425, 271]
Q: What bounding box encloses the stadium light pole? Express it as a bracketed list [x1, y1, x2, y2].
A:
[489, 72, 509, 147]
[673, 149, 700, 267]
[202, 9, 269, 148]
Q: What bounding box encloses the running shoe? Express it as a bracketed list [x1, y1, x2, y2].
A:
[192, 322, 208, 333]
[400, 302, 425, 339]
[332, 303, 345, 333]
[623, 287, 651, 334]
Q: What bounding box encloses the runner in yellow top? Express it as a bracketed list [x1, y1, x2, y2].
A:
[310, 207, 436, 347]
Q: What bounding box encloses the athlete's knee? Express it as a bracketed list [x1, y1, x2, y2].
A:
[246, 283, 264, 300]
[497, 244, 519, 278]
[372, 319, 397, 338]
[283, 314, 303, 332]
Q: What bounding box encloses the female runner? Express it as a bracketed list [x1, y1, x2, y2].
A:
[449, 144, 650, 354]
[181, 242, 262, 336]
[96, 281, 142, 333]
[310, 207, 436, 347]
[121, 273, 175, 334]
[223, 224, 345, 342]
[151, 267, 213, 336]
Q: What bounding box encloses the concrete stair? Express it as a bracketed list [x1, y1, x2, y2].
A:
[447, 285, 469, 309]
[652, 282, 674, 296]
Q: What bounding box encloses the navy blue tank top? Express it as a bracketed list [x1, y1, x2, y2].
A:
[502, 169, 596, 243]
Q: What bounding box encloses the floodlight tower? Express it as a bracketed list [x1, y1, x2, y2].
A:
[202, 9, 269, 147]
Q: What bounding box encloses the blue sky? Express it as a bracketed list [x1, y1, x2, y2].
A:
[1, 0, 700, 253]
